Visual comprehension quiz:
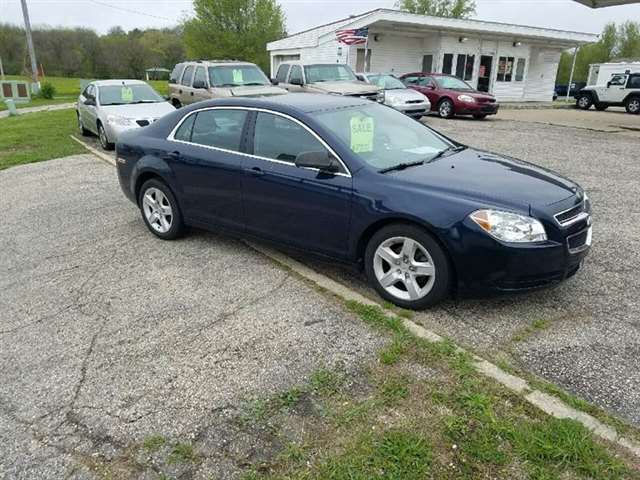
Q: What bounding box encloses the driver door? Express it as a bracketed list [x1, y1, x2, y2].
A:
[241, 111, 353, 258]
[599, 74, 627, 103]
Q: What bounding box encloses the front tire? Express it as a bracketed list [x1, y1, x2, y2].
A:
[364, 224, 451, 310]
[98, 123, 114, 150]
[438, 99, 455, 119]
[138, 179, 185, 240]
[625, 96, 640, 114]
[576, 94, 593, 110]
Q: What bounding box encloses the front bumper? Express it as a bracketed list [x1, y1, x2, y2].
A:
[457, 103, 500, 116]
[389, 101, 432, 117]
[450, 220, 591, 294]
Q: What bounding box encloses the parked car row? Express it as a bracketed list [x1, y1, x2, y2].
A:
[77, 60, 502, 150]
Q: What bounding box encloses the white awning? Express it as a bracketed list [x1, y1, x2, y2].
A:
[573, 0, 639, 7]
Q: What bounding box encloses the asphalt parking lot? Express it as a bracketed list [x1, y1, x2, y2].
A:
[308, 110, 640, 425]
[0, 156, 383, 478]
[1, 108, 639, 477]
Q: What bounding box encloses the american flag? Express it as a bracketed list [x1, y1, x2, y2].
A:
[336, 27, 369, 45]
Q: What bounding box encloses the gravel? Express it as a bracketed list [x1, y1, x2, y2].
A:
[0, 155, 383, 479]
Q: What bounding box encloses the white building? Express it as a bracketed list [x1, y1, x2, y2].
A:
[267, 9, 598, 102]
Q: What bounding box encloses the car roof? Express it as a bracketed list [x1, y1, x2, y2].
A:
[187, 60, 258, 67]
[181, 92, 370, 115]
[92, 79, 147, 87]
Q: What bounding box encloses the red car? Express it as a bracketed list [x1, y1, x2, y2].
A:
[399, 73, 499, 119]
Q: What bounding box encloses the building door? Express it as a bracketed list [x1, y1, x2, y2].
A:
[478, 55, 493, 92]
[356, 49, 371, 72]
[422, 54, 433, 73]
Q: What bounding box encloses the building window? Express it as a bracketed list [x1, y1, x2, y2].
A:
[422, 54, 433, 73]
[515, 58, 526, 82]
[497, 57, 514, 82]
[463, 54, 475, 81]
[442, 54, 453, 75]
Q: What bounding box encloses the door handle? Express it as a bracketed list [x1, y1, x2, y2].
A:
[244, 166, 264, 176]
[190, 92, 194, 96]
[167, 151, 181, 161]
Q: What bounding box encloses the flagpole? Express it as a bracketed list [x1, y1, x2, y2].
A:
[364, 33, 369, 73]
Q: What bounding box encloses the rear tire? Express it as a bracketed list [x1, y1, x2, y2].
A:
[576, 94, 593, 110]
[625, 96, 640, 114]
[138, 179, 185, 240]
[438, 99, 455, 119]
[364, 224, 451, 310]
[98, 123, 114, 150]
[77, 112, 90, 136]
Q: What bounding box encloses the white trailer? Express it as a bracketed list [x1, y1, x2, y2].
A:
[587, 62, 640, 85]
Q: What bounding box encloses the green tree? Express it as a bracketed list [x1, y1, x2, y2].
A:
[617, 21, 640, 59]
[395, 0, 476, 18]
[182, 0, 286, 72]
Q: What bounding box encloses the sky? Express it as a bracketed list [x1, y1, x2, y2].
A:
[1, 0, 639, 36]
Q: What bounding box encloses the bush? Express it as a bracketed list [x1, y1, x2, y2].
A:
[39, 82, 56, 99]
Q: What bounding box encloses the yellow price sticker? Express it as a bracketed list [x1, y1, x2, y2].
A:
[350, 115, 374, 153]
[232, 69, 243, 83]
[121, 86, 133, 102]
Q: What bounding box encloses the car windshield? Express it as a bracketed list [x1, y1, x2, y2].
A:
[304, 64, 357, 83]
[313, 103, 452, 170]
[208, 65, 270, 87]
[367, 74, 406, 90]
[98, 84, 164, 106]
[435, 76, 474, 91]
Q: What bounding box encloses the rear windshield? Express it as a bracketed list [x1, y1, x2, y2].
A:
[98, 84, 164, 106]
[208, 65, 270, 87]
[304, 64, 357, 83]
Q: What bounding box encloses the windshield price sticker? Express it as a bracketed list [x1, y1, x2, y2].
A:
[232, 69, 243, 83]
[350, 115, 374, 153]
[121, 86, 134, 102]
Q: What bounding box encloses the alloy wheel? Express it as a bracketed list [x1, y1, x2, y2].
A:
[629, 98, 640, 114]
[578, 96, 591, 109]
[373, 236, 436, 301]
[99, 125, 109, 149]
[142, 187, 173, 233]
[439, 101, 453, 118]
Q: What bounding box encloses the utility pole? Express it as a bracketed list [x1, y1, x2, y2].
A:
[20, 0, 40, 91]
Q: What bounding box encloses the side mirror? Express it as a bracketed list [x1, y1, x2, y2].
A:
[295, 150, 339, 173]
[84, 98, 96, 106]
[193, 80, 207, 89]
[290, 77, 303, 86]
[270, 78, 279, 85]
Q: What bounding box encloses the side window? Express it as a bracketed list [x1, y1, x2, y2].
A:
[170, 64, 184, 84]
[84, 85, 95, 98]
[181, 65, 195, 86]
[193, 67, 207, 88]
[173, 114, 196, 142]
[288, 65, 303, 84]
[609, 75, 626, 86]
[628, 76, 640, 89]
[403, 76, 422, 86]
[253, 112, 327, 164]
[190, 109, 248, 152]
[275, 64, 290, 83]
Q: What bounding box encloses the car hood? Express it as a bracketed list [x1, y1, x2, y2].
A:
[384, 88, 429, 103]
[389, 149, 577, 210]
[100, 102, 176, 119]
[229, 85, 288, 97]
[309, 81, 379, 95]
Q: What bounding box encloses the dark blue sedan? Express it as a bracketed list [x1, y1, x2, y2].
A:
[116, 93, 592, 309]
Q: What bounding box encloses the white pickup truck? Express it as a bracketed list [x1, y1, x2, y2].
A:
[575, 73, 640, 114]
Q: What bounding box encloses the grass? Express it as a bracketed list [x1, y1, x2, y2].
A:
[0, 75, 169, 111]
[142, 434, 166, 453]
[167, 442, 198, 464]
[0, 108, 84, 170]
[237, 302, 639, 480]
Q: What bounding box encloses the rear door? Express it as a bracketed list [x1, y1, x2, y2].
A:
[191, 66, 210, 103]
[178, 65, 196, 105]
[241, 111, 353, 258]
[168, 108, 250, 230]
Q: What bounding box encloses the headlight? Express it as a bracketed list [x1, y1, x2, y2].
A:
[458, 94, 476, 103]
[107, 115, 134, 126]
[376, 91, 385, 103]
[470, 209, 547, 243]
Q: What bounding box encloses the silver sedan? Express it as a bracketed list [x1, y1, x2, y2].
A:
[357, 73, 431, 118]
[76, 80, 176, 150]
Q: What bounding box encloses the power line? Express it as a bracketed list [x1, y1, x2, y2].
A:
[84, 0, 175, 21]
